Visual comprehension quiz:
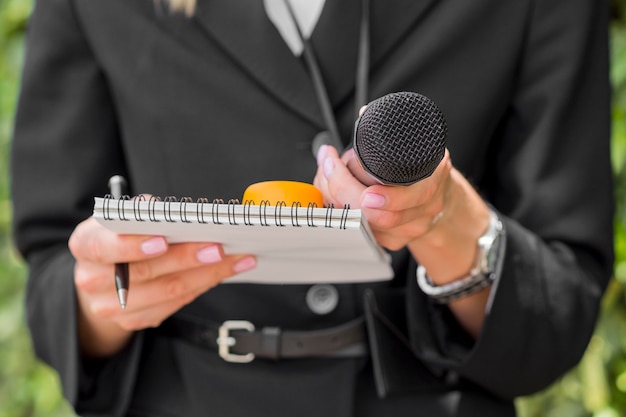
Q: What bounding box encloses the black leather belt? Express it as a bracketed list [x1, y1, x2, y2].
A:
[157, 315, 369, 363]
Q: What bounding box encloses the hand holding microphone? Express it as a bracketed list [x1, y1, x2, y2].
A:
[315, 92, 494, 335]
[314, 91, 455, 250]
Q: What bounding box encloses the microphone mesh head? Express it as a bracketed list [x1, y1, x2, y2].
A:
[353, 91, 447, 185]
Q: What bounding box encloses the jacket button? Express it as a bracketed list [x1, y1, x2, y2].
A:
[306, 284, 339, 315]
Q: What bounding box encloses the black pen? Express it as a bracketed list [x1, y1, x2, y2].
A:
[108, 175, 129, 309]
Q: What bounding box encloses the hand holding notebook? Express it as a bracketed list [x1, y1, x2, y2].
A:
[93, 181, 393, 285]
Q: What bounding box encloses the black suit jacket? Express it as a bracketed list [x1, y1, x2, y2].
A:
[11, 0, 614, 416]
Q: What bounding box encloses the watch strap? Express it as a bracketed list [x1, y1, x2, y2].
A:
[416, 209, 504, 304]
[417, 265, 495, 304]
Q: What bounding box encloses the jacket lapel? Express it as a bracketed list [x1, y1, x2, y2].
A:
[369, 0, 439, 68]
[192, 0, 438, 127]
[193, 1, 324, 128]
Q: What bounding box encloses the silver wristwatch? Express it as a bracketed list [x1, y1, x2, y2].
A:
[417, 208, 504, 303]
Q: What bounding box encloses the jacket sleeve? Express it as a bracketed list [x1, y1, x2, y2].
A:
[11, 0, 143, 413]
[407, 0, 614, 399]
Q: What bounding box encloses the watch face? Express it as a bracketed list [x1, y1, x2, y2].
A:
[485, 235, 501, 273]
[485, 218, 504, 273]
[478, 212, 504, 274]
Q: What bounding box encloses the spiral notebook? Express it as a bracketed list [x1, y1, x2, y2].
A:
[93, 196, 393, 284]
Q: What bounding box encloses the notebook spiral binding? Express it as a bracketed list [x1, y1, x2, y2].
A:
[101, 194, 352, 230]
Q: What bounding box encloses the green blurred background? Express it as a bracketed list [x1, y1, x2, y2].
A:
[1, 0, 625, 415]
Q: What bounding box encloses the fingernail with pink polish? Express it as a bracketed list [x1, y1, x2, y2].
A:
[323, 158, 334, 178]
[234, 256, 257, 273]
[316, 144, 328, 166]
[197, 245, 222, 264]
[141, 237, 167, 255]
[362, 193, 386, 208]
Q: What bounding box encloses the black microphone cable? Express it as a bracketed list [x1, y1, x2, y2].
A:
[281, 0, 370, 157]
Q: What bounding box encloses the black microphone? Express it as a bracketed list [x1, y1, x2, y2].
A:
[347, 91, 447, 186]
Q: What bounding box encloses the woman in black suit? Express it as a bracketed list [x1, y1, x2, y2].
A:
[11, 0, 614, 416]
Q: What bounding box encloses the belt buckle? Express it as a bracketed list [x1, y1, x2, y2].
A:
[217, 320, 255, 363]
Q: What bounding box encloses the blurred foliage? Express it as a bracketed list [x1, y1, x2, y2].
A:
[515, 3, 626, 417]
[0, 0, 625, 416]
[0, 0, 75, 415]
